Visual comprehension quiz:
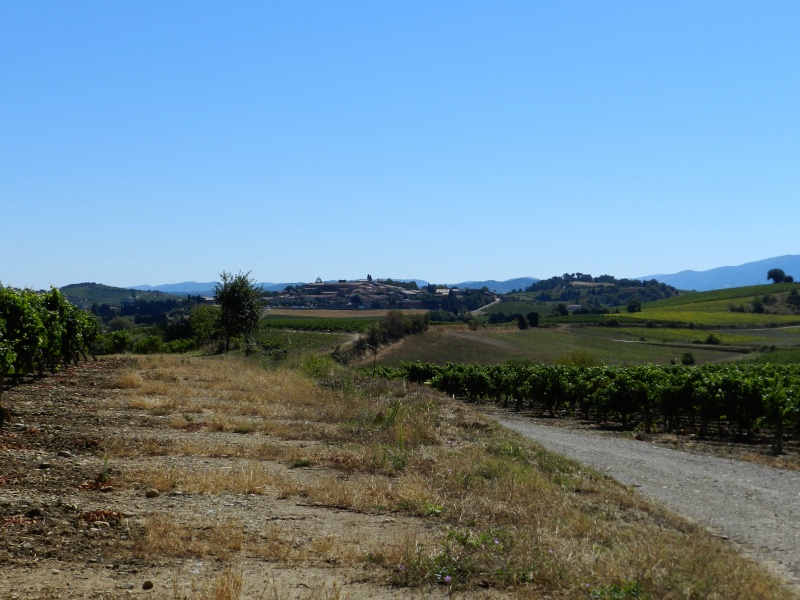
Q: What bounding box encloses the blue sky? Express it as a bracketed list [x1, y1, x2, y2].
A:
[2, 1, 798, 289]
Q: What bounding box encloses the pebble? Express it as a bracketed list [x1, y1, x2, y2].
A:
[142, 580, 154, 590]
[38, 462, 52, 469]
[57, 450, 73, 458]
[100, 486, 114, 493]
[117, 583, 135, 590]
[144, 489, 160, 498]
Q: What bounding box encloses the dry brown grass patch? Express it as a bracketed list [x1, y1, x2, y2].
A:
[134, 514, 244, 560]
[113, 370, 143, 389]
[128, 461, 283, 495]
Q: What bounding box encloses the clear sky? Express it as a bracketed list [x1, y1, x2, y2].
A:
[2, 1, 798, 290]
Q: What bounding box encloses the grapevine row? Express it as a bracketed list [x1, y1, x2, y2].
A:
[373, 361, 800, 452]
[0, 286, 99, 392]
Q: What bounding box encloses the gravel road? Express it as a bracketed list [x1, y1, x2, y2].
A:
[490, 413, 800, 588]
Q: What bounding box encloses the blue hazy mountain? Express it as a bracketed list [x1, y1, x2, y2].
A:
[638, 255, 800, 291]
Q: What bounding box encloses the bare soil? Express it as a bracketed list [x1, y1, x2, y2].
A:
[0, 359, 461, 599]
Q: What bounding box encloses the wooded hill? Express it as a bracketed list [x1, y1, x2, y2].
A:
[60, 283, 180, 309]
[487, 274, 679, 323]
[524, 273, 678, 307]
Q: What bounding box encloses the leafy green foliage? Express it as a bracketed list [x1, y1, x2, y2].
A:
[0, 286, 99, 391]
[767, 268, 788, 284]
[214, 271, 263, 352]
[373, 361, 800, 445]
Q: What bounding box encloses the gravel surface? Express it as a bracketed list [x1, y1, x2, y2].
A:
[490, 412, 800, 588]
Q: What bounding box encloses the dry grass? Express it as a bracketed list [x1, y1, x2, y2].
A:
[135, 515, 244, 560]
[113, 370, 143, 389]
[128, 461, 286, 495]
[106, 354, 791, 599]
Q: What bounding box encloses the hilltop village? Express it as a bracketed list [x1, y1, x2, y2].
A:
[266, 278, 496, 312]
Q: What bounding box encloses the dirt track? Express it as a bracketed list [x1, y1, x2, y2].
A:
[490, 412, 800, 590]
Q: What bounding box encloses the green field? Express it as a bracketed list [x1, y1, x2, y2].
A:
[626, 307, 800, 327]
[262, 315, 379, 332]
[746, 347, 800, 365]
[375, 324, 738, 367]
[645, 283, 797, 308]
[607, 326, 776, 346]
[626, 283, 800, 327]
[259, 328, 352, 351]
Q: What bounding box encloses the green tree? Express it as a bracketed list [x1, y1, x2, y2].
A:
[190, 304, 221, 346]
[526, 311, 540, 328]
[767, 268, 786, 284]
[627, 299, 642, 313]
[214, 271, 263, 352]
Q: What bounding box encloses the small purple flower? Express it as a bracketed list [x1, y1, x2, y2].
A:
[444, 575, 452, 583]
[399, 564, 406, 571]
[494, 538, 500, 545]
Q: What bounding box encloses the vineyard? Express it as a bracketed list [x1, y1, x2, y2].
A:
[261, 315, 380, 333]
[373, 361, 800, 452]
[0, 286, 98, 396]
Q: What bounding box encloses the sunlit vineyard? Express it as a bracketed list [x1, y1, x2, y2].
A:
[0, 286, 98, 393]
[373, 361, 800, 452]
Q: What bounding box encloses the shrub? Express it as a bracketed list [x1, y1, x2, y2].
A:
[164, 338, 196, 354]
[100, 331, 131, 354]
[133, 335, 164, 354]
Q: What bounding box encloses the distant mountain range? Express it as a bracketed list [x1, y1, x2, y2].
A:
[125, 255, 799, 297]
[637, 254, 800, 292]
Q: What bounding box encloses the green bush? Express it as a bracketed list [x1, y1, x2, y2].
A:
[164, 338, 196, 353]
[301, 354, 353, 391]
[133, 335, 164, 354]
[101, 331, 131, 354]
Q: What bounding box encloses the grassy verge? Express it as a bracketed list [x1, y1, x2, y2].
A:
[99, 354, 791, 598]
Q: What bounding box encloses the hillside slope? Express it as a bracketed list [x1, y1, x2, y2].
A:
[640, 255, 800, 291]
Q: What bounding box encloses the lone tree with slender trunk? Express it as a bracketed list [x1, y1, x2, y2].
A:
[214, 271, 263, 352]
